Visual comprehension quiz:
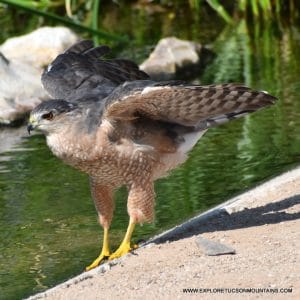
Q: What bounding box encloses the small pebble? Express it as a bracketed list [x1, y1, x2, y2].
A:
[195, 236, 236, 256]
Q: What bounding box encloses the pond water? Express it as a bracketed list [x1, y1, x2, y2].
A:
[0, 8, 300, 300]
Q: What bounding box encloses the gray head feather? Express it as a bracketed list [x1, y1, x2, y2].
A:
[32, 100, 78, 115]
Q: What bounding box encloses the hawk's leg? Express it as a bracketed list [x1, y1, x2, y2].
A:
[85, 227, 110, 271]
[109, 183, 154, 260]
[86, 178, 114, 271]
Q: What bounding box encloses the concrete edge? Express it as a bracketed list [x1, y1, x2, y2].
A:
[26, 166, 300, 300]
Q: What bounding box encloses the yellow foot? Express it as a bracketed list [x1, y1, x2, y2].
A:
[85, 253, 110, 271]
[86, 228, 110, 271]
[109, 219, 136, 261]
[109, 242, 132, 260]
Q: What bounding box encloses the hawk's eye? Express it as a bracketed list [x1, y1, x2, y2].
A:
[41, 112, 54, 120]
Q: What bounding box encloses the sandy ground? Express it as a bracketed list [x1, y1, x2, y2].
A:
[28, 167, 300, 300]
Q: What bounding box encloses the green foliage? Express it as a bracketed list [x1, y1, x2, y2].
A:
[206, 0, 233, 23]
[0, 0, 299, 44]
[0, 0, 125, 42]
[91, 0, 101, 45]
[174, 0, 298, 23]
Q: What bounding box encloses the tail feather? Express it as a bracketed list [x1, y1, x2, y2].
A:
[196, 87, 277, 129]
[202, 110, 253, 129]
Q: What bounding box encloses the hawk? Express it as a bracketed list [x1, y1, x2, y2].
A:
[27, 40, 276, 271]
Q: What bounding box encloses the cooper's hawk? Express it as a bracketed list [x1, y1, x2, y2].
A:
[27, 40, 276, 271]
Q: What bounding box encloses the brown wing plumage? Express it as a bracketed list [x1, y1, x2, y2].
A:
[104, 82, 276, 128]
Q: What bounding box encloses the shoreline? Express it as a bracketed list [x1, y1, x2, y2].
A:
[28, 166, 300, 299]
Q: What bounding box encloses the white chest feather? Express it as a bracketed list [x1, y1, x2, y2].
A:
[46, 131, 93, 161]
[155, 130, 207, 179]
[178, 130, 207, 154]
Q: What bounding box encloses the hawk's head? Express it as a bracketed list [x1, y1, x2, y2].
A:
[27, 100, 78, 135]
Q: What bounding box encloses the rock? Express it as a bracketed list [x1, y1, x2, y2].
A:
[195, 236, 236, 256]
[0, 27, 78, 124]
[0, 27, 78, 68]
[140, 37, 214, 80]
[0, 127, 28, 156]
[0, 52, 48, 124]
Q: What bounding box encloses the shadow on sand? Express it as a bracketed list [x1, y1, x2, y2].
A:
[152, 194, 300, 244]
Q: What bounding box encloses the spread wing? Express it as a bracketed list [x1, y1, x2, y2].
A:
[104, 81, 276, 129]
[41, 40, 149, 102]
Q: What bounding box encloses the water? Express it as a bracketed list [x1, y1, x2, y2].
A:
[1, 12, 300, 300]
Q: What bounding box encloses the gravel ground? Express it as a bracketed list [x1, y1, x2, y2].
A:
[28, 167, 300, 300]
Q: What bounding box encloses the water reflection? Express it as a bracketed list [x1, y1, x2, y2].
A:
[1, 21, 300, 300]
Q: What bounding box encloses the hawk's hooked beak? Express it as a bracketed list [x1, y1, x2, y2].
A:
[27, 116, 37, 135]
[27, 123, 34, 135]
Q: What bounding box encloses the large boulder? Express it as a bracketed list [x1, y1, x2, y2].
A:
[0, 27, 78, 68]
[140, 37, 214, 81]
[0, 27, 78, 124]
[0, 53, 48, 124]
